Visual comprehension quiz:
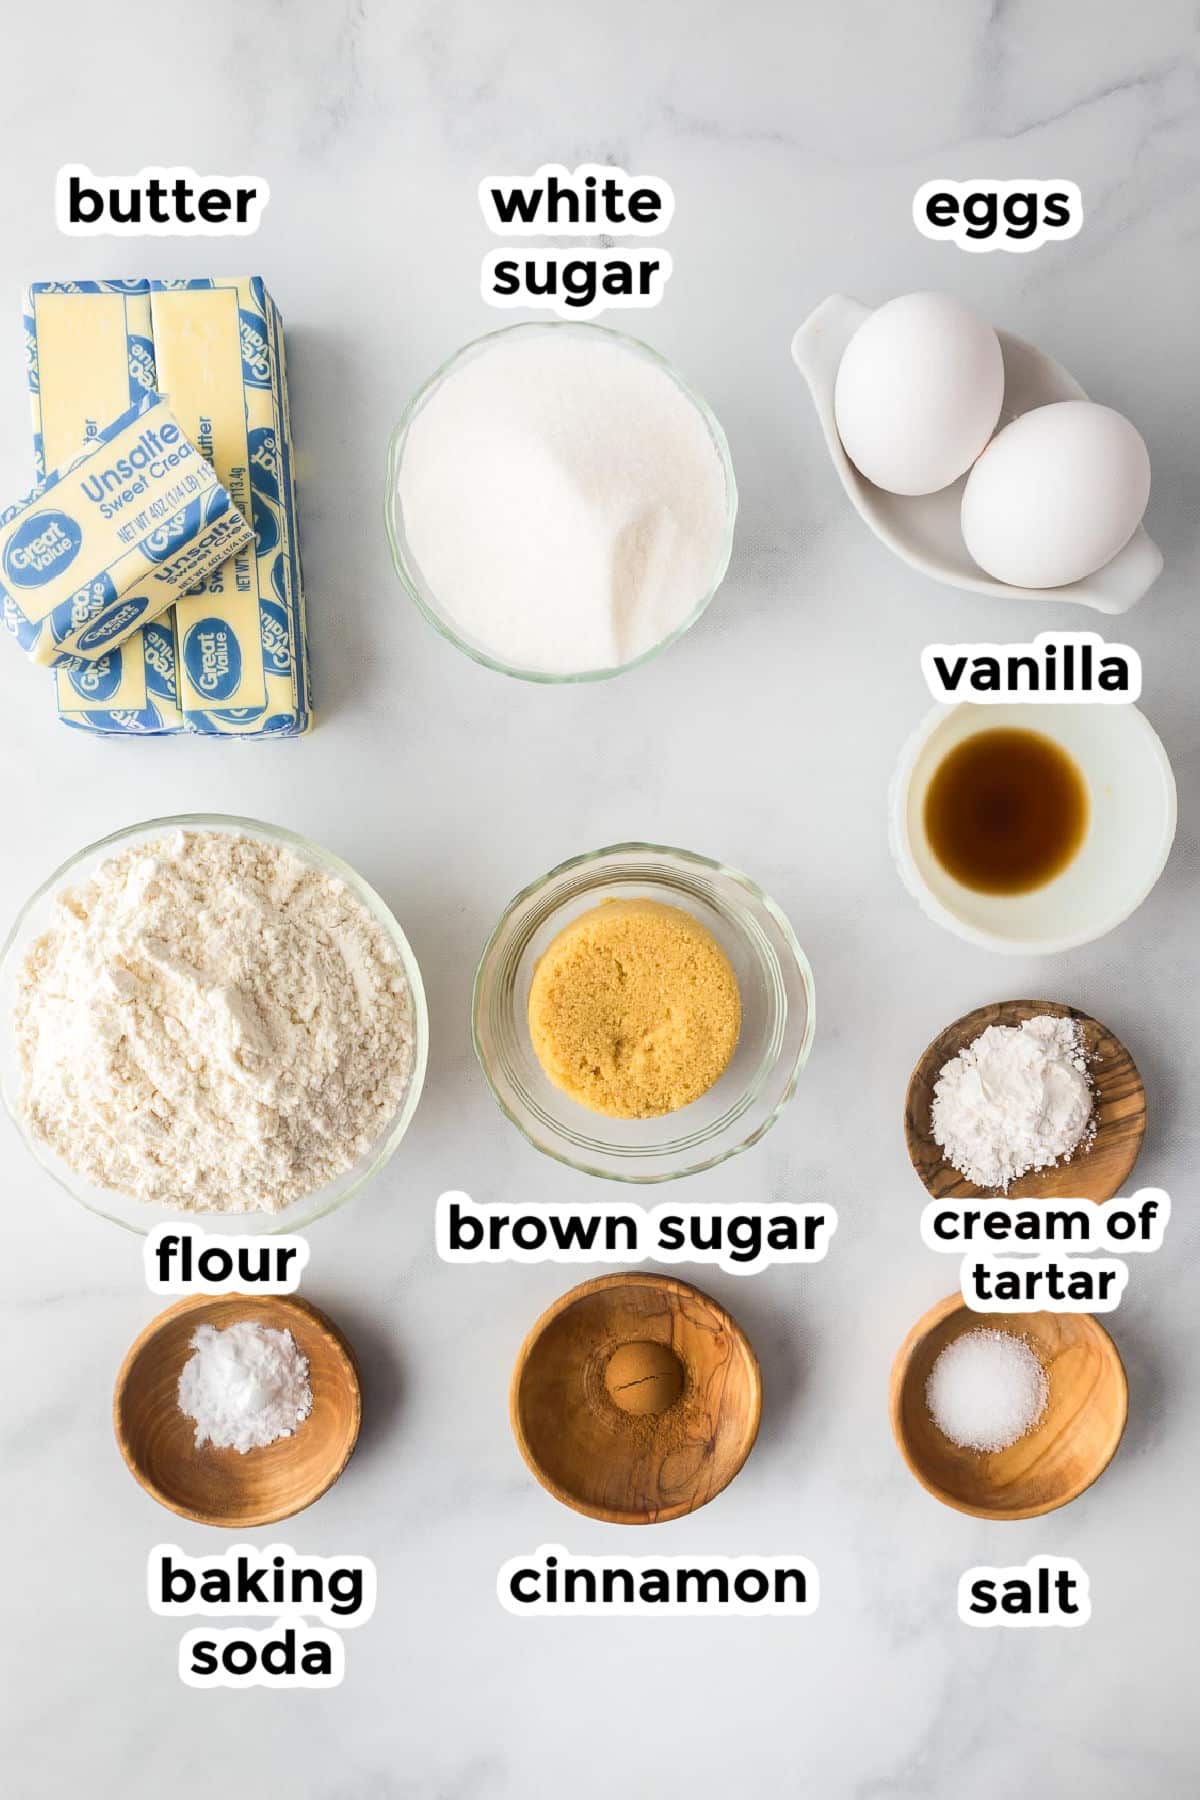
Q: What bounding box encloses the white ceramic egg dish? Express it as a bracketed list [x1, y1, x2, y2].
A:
[792, 293, 1163, 615]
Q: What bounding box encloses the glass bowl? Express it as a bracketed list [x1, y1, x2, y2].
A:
[473, 844, 814, 1181]
[0, 814, 429, 1234]
[384, 320, 738, 683]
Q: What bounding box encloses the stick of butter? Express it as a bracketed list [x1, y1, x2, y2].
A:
[149, 278, 311, 735]
[0, 390, 254, 669]
[24, 280, 185, 733]
[264, 286, 312, 726]
[54, 615, 182, 730]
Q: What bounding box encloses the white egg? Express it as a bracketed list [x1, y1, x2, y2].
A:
[961, 401, 1151, 589]
[833, 292, 1004, 496]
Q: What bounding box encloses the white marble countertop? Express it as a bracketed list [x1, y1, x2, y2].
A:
[2, 2, 1198, 1795]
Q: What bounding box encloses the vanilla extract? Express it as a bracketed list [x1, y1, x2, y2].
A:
[924, 727, 1089, 895]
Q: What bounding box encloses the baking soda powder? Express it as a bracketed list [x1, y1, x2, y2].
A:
[177, 1320, 312, 1454]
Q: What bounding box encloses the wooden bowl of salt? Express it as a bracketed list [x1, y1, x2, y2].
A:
[511, 1273, 762, 1524]
[114, 1294, 361, 1528]
[890, 1293, 1128, 1520]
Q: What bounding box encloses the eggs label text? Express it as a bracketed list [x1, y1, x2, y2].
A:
[914, 178, 1083, 252]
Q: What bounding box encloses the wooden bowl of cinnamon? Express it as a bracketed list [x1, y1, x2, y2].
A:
[510, 1273, 761, 1525]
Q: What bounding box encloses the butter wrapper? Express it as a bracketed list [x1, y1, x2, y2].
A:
[0, 390, 254, 667]
[150, 277, 311, 736]
[55, 614, 181, 735]
[25, 279, 185, 733]
[25, 279, 156, 476]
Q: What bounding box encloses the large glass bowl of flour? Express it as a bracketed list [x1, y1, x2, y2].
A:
[0, 815, 429, 1234]
[386, 321, 738, 681]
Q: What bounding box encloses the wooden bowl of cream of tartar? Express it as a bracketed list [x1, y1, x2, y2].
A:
[904, 998, 1146, 1204]
[113, 1293, 361, 1528]
[510, 1272, 762, 1525]
[890, 1292, 1128, 1521]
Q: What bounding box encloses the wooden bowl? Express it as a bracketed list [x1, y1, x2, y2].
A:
[510, 1273, 762, 1525]
[114, 1294, 361, 1527]
[890, 1293, 1128, 1520]
[905, 999, 1145, 1203]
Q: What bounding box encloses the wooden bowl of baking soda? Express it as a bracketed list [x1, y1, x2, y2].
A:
[890, 1293, 1128, 1520]
[510, 1273, 762, 1524]
[114, 1294, 361, 1528]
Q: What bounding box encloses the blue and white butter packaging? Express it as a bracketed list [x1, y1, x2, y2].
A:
[26, 280, 184, 732]
[25, 280, 155, 475]
[23, 277, 310, 736]
[55, 614, 183, 731]
[149, 277, 311, 736]
[0, 390, 253, 667]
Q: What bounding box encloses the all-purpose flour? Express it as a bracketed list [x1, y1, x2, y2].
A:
[14, 830, 415, 1213]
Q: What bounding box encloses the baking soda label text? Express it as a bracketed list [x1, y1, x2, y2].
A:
[437, 1190, 837, 1277]
[914, 179, 1082, 252]
[921, 1188, 1169, 1313]
[150, 1544, 375, 1688]
[178, 1618, 344, 1687]
[959, 1556, 1090, 1627]
[922, 632, 1140, 704]
[144, 1223, 310, 1295]
[481, 163, 674, 318]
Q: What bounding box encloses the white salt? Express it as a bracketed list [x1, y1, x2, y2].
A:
[177, 1320, 312, 1454]
[397, 330, 729, 674]
[925, 1328, 1049, 1453]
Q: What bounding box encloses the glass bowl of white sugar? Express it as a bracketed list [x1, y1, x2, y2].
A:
[0, 814, 429, 1234]
[385, 321, 738, 682]
[473, 843, 815, 1181]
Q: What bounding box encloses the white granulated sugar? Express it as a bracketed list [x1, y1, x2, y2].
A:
[14, 830, 415, 1213]
[397, 331, 729, 673]
[178, 1321, 312, 1453]
[931, 1014, 1095, 1193]
[926, 1328, 1049, 1454]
